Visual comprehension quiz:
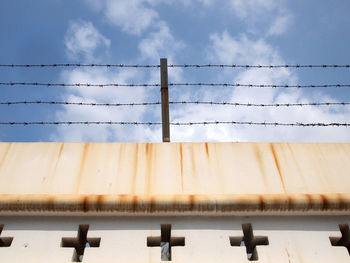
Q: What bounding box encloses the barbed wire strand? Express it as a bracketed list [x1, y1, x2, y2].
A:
[2, 82, 350, 89]
[168, 64, 350, 68]
[0, 82, 159, 87]
[169, 83, 350, 88]
[0, 121, 349, 127]
[1, 64, 350, 68]
[1, 101, 349, 107]
[0, 64, 159, 68]
[0, 101, 161, 106]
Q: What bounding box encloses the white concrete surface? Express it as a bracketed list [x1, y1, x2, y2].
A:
[0, 216, 349, 263]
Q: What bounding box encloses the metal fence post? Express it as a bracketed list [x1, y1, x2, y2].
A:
[160, 58, 170, 142]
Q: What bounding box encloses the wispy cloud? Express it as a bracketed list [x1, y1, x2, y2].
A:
[52, 20, 159, 142]
[169, 31, 350, 142]
[51, 1, 349, 143]
[64, 20, 110, 62]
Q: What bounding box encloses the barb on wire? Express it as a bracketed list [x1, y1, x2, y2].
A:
[0, 64, 159, 68]
[0, 121, 349, 127]
[1, 101, 349, 107]
[168, 64, 350, 68]
[0, 82, 160, 87]
[169, 83, 350, 88]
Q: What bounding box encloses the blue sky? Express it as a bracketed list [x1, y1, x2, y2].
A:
[1, 0, 350, 142]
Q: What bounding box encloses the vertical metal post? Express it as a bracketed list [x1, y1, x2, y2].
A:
[160, 58, 170, 142]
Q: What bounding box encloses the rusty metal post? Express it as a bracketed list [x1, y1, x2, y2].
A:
[160, 58, 170, 142]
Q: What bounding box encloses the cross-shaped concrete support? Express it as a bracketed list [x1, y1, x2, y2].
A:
[147, 224, 185, 261]
[330, 224, 350, 255]
[61, 224, 101, 262]
[230, 223, 269, 261]
[0, 224, 13, 248]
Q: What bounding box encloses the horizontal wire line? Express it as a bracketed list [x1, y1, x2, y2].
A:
[170, 101, 350, 107]
[0, 64, 159, 68]
[0, 101, 161, 106]
[0, 121, 349, 127]
[1, 83, 350, 88]
[169, 64, 350, 68]
[0, 82, 159, 87]
[169, 83, 350, 88]
[1, 64, 350, 68]
[1, 101, 349, 107]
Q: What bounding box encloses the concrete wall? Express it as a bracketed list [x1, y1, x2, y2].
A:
[0, 216, 349, 263]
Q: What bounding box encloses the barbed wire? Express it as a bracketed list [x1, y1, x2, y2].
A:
[0, 82, 159, 87]
[0, 101, 161, 106]
[0, 64, 159, 68]
[2, 82, 350, 89]
[170, 101, 350, 107]
[1, 64, 350, 68]
[1, 101, 349, 107]
[0, 121, 349, 127]
[169, 64, 350, 68]
[169, 83, 350, 88]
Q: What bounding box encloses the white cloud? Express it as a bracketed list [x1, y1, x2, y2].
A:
[209, 32, 284, 65]
[51, 66, 160, 142]
[139, 23, 180, 60]
[138, 22, 185, 82]
[229, 0, 280, 19]
[227, 0, 292, 36]
[267, 12, 292, 36]
[57, 1, 348, 143]
[52, 20, 160, 142]
[65, 20, 110, 62]
[94, 0, 159, 35]
[83, 0, 105, 11]
[168, 31, 350, 142]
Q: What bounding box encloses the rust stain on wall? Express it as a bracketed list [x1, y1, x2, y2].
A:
[0, 143, 11, 169]
[179, 144, 184, 191]
[96, 195, 103, 211]
[270, 144, 287, 193]
[205, 143, 209, 158]
[191, 146, 197, 177]
[83, 196, 88, 212]
[320, 194, 329, 210]
[145, 143, 150, 156]
[47, 196, 55, 211]
[76, 143, 89, 192]
[287, 144, 307, 187]
[131, 144, 139, 194]
[258, 195, 264, 211]
[189, 194, 195, 211]
[305, 194, 312, 210]
[0, 193, 350, 214]
[254, 145, 269, 191]
[53, 143, 64, 173]
[132, 195, 138, 212]
[150, 196, 155, 212]
[145, 143, 153, 195]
